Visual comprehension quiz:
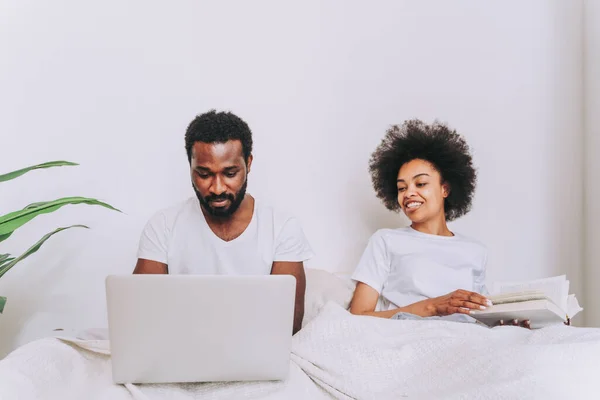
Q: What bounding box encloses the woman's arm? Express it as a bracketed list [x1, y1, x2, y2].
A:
[349, 282, 491, 319]
[349, 282, 422, 318]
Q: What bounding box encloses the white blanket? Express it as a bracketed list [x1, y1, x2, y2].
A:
[1, 302, 600, 400]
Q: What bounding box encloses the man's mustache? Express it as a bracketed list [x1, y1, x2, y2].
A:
[205, 193, 234, 202]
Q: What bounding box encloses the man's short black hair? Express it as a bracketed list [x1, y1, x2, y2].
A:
[368, 119, 477, 221]
[185, 110, 253, 162]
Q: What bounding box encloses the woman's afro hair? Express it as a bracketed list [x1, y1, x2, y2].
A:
[368, 119, 477, 221]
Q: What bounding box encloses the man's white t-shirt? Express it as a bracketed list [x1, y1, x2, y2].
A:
[137, 197, 314, 275]
[351, 227, 488, 314]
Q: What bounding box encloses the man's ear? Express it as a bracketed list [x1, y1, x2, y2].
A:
[246, 154, 253, 174]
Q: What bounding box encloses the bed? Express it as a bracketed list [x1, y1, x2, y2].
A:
[0, 269, 599, 400]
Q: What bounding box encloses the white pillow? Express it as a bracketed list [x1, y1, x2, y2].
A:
[302, 268, 356, 327]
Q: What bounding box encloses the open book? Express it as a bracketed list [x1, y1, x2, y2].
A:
[469, 275, 583, 329]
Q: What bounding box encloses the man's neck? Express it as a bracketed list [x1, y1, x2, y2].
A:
[201, 195, 255, 241]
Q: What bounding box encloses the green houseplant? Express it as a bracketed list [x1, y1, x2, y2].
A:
[0, 161, 120, 313]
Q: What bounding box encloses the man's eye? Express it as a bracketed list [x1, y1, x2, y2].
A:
[225, 172, 237, 178]
[196, 172, 210, 179]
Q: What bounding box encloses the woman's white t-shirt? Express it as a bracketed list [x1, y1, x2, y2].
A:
[351, 227, 488, 312]
[137, 197, 314, 275]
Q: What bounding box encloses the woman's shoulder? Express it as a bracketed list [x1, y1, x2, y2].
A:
[452, 229, 483, 241]
[368, 227, 487, 253]
[451, 232, 488, 266]
[366, 227, 432, 252]
[452, 231, 487, 251]
[368, 227, 414, 242]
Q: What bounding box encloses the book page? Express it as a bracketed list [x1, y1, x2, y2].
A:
[567, 294, 583, 318]
[491, 275, 568, 313]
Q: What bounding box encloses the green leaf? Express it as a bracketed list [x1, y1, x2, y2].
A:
[0, 161, 78, 183]
[0, 197, 121, 242]
[0, 296, 5, 313]
[0, 225, 88, 279]
[24, 202, 50, 210]
[0, 254, 10, 263]
[0, 257, 15, 268]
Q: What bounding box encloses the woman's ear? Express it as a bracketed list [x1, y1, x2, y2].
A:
[442, 182, 450, 198]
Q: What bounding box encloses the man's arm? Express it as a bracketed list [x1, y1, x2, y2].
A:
[271, 261, 306, 335]
[133, 259, 168, 274]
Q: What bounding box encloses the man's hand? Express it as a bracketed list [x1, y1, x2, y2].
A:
[417, 289, 492, 317]
[271, 261, 306, 335]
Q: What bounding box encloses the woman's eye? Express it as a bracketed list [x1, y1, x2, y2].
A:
[416, 183, 427, 187]
[398, 187, 406, 192]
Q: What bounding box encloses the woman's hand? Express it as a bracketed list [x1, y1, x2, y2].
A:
[496, 319, 531, 329]
[495, 318, 571, 329]
[417, 289, 492, 317]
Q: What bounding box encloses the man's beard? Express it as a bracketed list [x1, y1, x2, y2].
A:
[194, 178, 248, 218]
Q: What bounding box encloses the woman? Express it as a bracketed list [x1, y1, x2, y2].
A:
[350, 119, 527, 327]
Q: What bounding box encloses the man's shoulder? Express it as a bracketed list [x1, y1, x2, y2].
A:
[145, 197, 198, 227]
[254, 199, 301, 231]
[253, 198, 314, 260]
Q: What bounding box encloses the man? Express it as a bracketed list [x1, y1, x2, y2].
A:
[134, 110, 313, 334]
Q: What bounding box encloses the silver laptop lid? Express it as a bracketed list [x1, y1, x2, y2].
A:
[105, 274, 296, 384]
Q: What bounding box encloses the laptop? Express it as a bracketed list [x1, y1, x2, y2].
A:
[105, 274, 296, 384]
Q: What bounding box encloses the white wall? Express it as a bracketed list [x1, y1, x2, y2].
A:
[0, 0, 585, 356]
[584, 0, 600, 327]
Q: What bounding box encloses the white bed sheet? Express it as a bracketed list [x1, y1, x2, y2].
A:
[1, 302, 600, 400]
